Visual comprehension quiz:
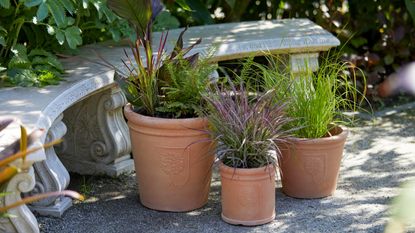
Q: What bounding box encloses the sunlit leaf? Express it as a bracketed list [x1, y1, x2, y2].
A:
[8, 44, 31, 69]
[175, 0, 191, 11]
[56, 30, 65, 45]
[64, 26, 82, 49]
[19, 126, 27, 162]
[36, 3, 49, 22]
[107, 0, 152, 38]
[47, 0, 66, 27]
[0, 166, 18, 184]
[59, 0, 75, 15]
[24, 0, 42, 8]
[0, 190, 84, 212]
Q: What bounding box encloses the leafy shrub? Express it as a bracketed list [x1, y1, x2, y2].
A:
[0, 0, 133, 87]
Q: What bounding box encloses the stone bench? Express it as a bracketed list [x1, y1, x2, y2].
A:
[0, 18, 339, 233]
[0, 60, 132, 232]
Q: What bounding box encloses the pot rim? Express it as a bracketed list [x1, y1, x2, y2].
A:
[219, 161, 275, 174]
[124, 103, 208, 129]
[287, 125, 349, 144]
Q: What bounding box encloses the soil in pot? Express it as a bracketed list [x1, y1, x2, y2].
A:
[124, 104, 214, 212]
[280, 125, 348, 198]
[220, 162, 276, 226]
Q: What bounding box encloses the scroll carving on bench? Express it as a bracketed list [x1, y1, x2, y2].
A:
[1, 167, 39, 233]
[56, 84, 132, 177]
[26, 114, 71, 217]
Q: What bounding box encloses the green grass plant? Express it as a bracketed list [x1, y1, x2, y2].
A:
[258, 52, 365, 139]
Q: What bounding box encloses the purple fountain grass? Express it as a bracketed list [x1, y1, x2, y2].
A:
[203, 80, 293, 169]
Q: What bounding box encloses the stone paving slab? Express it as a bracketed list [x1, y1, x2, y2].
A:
[37, 109, 415, 233]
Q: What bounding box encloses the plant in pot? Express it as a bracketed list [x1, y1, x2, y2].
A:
[107, 0, 217, 211]
[203, 78, 292, 226]
[258, 53, 365, 198]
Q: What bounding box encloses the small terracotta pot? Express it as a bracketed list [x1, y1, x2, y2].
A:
[280, 125, 348, 198]
[219, 162, 276, 226]
[124, 104, 214, 211]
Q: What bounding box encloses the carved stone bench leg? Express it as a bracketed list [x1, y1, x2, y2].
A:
[57, 85, 133, 177]
[284, 53, 320, 91]
[288, 53, 320, 76]
[1, 167, 39, 233]
[28, 114, 72, 217]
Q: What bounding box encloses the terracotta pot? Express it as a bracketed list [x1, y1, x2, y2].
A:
[219, 162, 276, 226]
[124, 104, 214, 211]
[280, 125, 348, 198]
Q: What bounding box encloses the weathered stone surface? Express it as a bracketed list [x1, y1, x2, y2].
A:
[1, 167, 39, 233]
[0, 56, 133, 220]
[27, 115, 72, 217]
[57, 85, 132, 177]
[85, 18, 339, 64]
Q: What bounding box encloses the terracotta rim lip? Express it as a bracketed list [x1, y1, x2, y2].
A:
[219, 161, 275, 175]
[221, 211, 275, 226]
[287, 125, 349, 144]
[124, 103, 208, 129]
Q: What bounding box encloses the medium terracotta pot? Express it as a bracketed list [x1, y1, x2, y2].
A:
[124, 104, 214, 211]
[219, 162, 276, 226]
[280, 125, 348, 198]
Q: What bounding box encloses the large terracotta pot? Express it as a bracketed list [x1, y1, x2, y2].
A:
[219, 162, 276, 226]
[280, 125, 348, 198]
[124, 104, 214, 211]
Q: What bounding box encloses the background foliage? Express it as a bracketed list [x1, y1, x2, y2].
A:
[0, 0, 131, 87]
[0, 0, 182, 87]
[165, 0, 415, 105]
[1, 0, 414, 106]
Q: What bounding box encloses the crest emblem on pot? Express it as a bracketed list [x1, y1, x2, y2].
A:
[237, 184, 260, 216]
[303, 154, 327, 186]
[160, 147, 190, 187]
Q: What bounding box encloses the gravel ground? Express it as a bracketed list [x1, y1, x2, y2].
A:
[37, 108, 415, 233]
